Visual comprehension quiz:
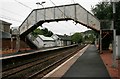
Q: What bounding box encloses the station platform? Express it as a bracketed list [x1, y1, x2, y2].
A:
[44, 45, 111, 79]
[1, 45, 77, 60]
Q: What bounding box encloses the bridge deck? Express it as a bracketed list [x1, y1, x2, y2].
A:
[19, 3, 100, 36]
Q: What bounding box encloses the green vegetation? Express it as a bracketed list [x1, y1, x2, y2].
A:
[91, 1, 120, 34]
[91, 2, 112, 20]
[31, 28, 53, 37]
[82, 30, 96, 44]
[71, 30, 96, 44]
[71, 32, 82, 44]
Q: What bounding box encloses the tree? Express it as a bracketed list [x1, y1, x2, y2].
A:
[89, 34, 95, 44]
[92, 2, 113, 29]
[31, 28, 53, 37]
[41, 28, 53, 37]
[91, 1, 120, 49]
[91, 1, 120, 34]
[71, 33, 82, 44]
[47, 31, 53, 37]
[82, 30, 96, 44]
[31, 28, 42, 37]
[91, 2, 112, 20]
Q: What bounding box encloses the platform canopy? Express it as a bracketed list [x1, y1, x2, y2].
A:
[19, 3, 100, 36]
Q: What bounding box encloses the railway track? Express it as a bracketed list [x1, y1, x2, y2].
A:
[2, 46, 73, 71]
[2, 45, 85, 79]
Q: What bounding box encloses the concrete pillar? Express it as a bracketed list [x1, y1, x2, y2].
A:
[100, 30, 102, 53]
[116, 35, 120, 59]
[16, 35, 20, 52]
[112, 29, 117, 67]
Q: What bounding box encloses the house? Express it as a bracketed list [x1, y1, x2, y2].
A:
[0, 20, 12, 50]
[0, 20, 30, 53]
[29, 34, 72, 49]
[34, 35, 55, 48]
[52, 34, 72, 46]
[0, 20, 11, 33]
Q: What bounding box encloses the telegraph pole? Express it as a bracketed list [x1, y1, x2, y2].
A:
[112, 1, 117, 68]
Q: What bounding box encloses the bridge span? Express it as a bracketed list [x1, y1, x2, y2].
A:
[19, 3, 100, 37]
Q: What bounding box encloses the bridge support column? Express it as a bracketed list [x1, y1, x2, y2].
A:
[112, 29, 117, 68]
[99, 30, 102, 54]
[116, 35, 120, 60]
[16, 34, 20, 52]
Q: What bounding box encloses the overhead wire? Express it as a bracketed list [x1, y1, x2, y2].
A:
[44, 21, 73, 31]
[72, 0, 76, 4]
[43, 23, 68, 35]
[1, 9, 23, 22]
[49, 0, 69, 18]
[0, 15, 22, 23]
[70, 0, 83, 30]
[14, 0, 33, 10]
[40, 23, 58, 34]
[49, 0, 71, 27]
[0, 1, 31, 24]
[29, 0, 69, 31]
[0, 0, 32, 25]
[49, 0, 82, 33]
[13, 0, 51, 27]
[12, 0, 82, 34]
[71, 0, 87, 31]
[1, 8, 25, 18]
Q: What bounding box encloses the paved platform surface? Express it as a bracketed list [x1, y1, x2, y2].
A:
[62, 45, 111, 79]
[100, 50, 119, 79]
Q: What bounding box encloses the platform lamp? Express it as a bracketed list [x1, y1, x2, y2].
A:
[36, 1, 46, 8]
[36, 1, 46, 21]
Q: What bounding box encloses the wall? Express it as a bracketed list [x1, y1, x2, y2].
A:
[35, 37, 56, 48]
[1, 39, 30, 51]
[0, 20, 11, 33]
[34, 37, 44, 48]
[67, 41, 72, 46]
[3, 24, 10, 33]
[44, 41, 55, 47]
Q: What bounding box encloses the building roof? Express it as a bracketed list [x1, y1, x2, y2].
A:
[57, 34, 71, 41]
[38, 35, 55, 41]
[0, 31, 11, 39]
[0, 20, 12, 25]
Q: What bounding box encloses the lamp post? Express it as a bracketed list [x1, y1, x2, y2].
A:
[36, 1, 46, 20]
[36, 1, 46, 8]
[111, 0, 117, 68]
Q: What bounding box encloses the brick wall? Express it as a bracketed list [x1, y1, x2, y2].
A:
[1, 39, 30, 50]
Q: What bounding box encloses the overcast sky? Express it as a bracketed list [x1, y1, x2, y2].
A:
[0, 0, 102, 35]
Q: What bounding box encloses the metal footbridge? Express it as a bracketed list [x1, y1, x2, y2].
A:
[19, 3, 100, 49]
